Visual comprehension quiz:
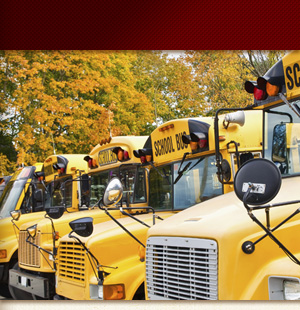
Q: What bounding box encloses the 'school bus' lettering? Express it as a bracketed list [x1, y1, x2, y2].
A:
[98, 148, 118, 166]
[285, 62, 300, 90]
[154, 131, 188, 157]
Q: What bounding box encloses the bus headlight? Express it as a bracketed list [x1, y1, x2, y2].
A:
[89, 284, 103, 300]
[269, 276, 300, 300]
[284, 280, 300, 300]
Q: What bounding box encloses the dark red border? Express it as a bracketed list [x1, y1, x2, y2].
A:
[1, 0, 299, 50]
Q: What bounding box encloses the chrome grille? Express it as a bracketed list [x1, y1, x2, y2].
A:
[146, 237, 218, 300]
[58, 241, 86, 284]
[19, 230, 41, 267]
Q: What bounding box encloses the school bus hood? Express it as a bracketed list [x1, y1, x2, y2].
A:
[59, 212, 174, 266]
[18, 208, 125, 244]
[146, 177, 300, 242]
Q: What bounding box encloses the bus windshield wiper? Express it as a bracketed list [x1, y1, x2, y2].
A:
[174, 157, 205, 185]
[174, 162, 192, 184]
[174, 152, 192, 185]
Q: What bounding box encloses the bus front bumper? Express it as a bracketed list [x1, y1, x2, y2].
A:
[9, 269, 49, 298]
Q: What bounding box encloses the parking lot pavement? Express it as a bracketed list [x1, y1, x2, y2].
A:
[0, 295, 13, 300]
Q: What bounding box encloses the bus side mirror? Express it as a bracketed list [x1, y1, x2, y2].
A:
[45, 205, 65, 219]
[234, 158, 281, 205]
[69, 217, 93, 237]
[103, 177, 123, 207]
[11, 210, 21, 221]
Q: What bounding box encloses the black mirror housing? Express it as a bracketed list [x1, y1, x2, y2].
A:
[45, 205, 65, 219]
[69, 217, 93, 237]
[234, 158, 282, 205]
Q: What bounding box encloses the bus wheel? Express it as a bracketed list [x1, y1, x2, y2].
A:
[133, 283, 145, 300]
[8, 263, 34, 300]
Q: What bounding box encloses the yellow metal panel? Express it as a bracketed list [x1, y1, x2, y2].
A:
[283, 50, 300, 100]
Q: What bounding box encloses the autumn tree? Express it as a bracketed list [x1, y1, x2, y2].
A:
[181, 51, 255, 113]
[240, 50, 287, 77]
[0, 50, 286, 171]
[0, 50, 153, 166]
[132, 51, 205, 130]
[182, 50, 288, 114]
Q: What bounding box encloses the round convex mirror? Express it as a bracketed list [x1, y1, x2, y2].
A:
[234, 158, 281, 205]
[103, 177, 123, 207]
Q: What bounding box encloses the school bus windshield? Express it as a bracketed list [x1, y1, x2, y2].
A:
[90, 165, 146, 206]
[149, 154, 222, 210]
[265, 101, 300, 177]
[0, 167, 35, 219]
[45, 176, 72, 209]
[0, 179, 28, 219]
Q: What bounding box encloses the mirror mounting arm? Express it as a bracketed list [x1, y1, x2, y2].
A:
[103, 208, 146, 248]
[253, 206, 300, 251]
[11, 219, 20, 231]
[25, 235, 52, 256]
[243, 208, 300, 265]
[226, 140, 240, 169]
[119, 207, 151, 228]
[242, 187, 300, 265]
[25, 235, 55, 270]
[214, 108, 246, 182]
[45, 214, 58, 257]
[68, 231, 102, 283]
[121, 206, 156, 225]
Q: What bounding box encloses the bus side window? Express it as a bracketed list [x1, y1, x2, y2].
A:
[149, 165, 172, 210]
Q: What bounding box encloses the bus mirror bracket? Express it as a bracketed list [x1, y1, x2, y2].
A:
[234, 158, 300, 265]
[214, 108, 248, 185]
[99, 177, 147, 248]
[10, 210, 21, 231]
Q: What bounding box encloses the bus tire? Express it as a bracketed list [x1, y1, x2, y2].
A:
[8, 263, 34, 300]
[0, 283, 11, 298]
[133, 283, 145, 300]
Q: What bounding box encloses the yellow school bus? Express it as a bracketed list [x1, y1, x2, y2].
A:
[0, 163, 44, 298]
[7, 154, 87, 299]
[145, 50, 300, 300]
[54, 111, 262, 300]
[8, 137, 147, 299]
